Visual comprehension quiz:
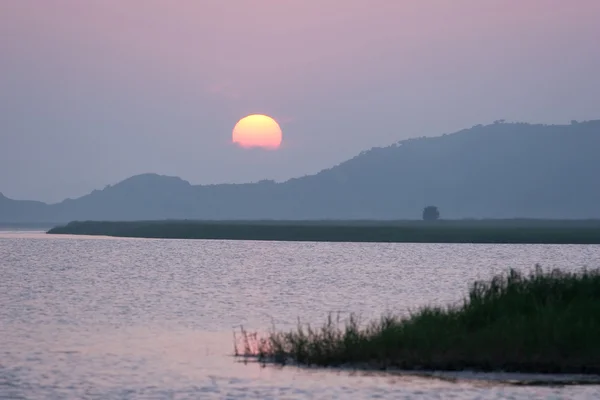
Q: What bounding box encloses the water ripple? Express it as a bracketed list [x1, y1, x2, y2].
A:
[1, 232, 600, 399]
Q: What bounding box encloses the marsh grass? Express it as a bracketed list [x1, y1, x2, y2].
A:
[237, 266, 600, 374]
[49, 220, 600, 244]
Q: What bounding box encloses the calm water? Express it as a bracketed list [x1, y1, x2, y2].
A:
[2, 231, 600, 399]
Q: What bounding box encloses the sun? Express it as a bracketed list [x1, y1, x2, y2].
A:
[232, 114, 282, 150]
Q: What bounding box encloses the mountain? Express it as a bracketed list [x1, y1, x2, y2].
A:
[0, 192, 49, 222]
[2, 120, 600, 222]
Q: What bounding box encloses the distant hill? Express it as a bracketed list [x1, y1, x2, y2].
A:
[0, 192, 48, 222]
[2, 120, 600, 222]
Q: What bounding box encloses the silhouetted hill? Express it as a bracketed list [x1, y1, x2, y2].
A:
[0, 191, 49, 222]
[2, 120, 599, 222]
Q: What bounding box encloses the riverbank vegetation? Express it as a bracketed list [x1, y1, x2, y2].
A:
[237, 266, 600, 374]
[48, 219, 600, 244]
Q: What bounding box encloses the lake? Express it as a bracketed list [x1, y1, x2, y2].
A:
[2, 231, 600, 399]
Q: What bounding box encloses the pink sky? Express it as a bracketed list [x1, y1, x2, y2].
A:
[1, 1, 600, 201]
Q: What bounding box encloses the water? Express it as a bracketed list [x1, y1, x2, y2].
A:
[2, 231, 600, 399]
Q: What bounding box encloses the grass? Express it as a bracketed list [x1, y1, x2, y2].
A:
[236, 266, 600, 374]
[48, 219, 600, 244]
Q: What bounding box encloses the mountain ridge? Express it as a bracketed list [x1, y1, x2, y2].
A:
[2, 120, 599, 222]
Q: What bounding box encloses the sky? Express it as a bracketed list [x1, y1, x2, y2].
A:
[1, 1, 599, 203]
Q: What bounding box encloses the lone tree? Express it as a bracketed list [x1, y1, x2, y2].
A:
[422, 206, 440, 221]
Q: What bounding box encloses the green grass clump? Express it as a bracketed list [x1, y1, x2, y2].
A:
[240, 266, 600, 374]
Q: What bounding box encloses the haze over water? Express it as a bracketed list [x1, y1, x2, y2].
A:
[2, 232, 600, 399]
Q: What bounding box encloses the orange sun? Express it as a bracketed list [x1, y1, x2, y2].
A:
[232, 114, 282, 149]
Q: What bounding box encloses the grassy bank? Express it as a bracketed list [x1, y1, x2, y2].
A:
[239, 267, 600, 374]
[47, 219, 600, 244]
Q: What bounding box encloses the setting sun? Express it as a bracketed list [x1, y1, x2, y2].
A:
[232, 114, 282, 150]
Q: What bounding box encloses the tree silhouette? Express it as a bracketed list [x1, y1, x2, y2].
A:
[422, 206, 440, 221]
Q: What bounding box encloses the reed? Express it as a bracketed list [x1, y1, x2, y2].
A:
[238, 266, 600, 374]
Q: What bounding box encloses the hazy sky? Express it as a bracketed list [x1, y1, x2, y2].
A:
[1, 1, 599, 202]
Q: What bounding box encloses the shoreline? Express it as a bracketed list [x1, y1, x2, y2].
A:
[236, 357, 600, 386]
[47, 219, 600, 244]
